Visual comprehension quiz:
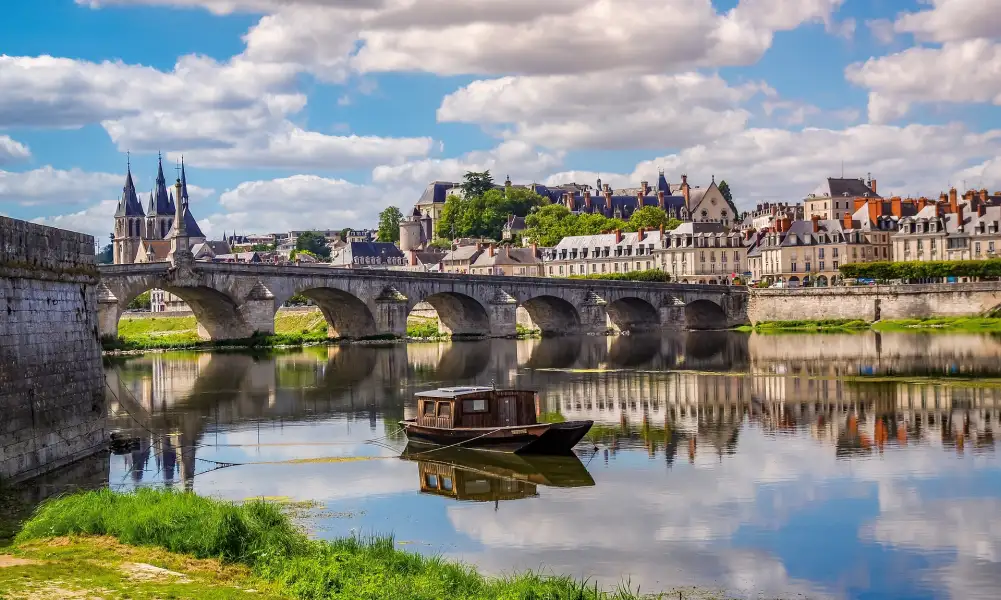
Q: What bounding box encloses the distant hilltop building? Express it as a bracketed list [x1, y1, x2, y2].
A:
[411, 172, 739, 241]
[113, 155, 207, 265]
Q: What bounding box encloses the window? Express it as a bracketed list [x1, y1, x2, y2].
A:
[591, 263, 597, 273]
[833, 261, 839, 270]
[833, 248, 839, 258]
[437, 402, 451, 418]
[422, 401, 435, 416]
[819, 261, 825, 271]
[818, 248, 825, 259]
[601, 263, 607, 272]
[734, 251, 739, 261]
[463, 399, 488, 413]
[441, 477, 453, 492]
[559, 265, 564, 275]
[976, 242, 981, 254]
[805, 262, 812, 272]
[425, 474, 439, 489]
[548, 266, 554, 275]
[569, 265, 574, 274]
[646, 261, 651, 270]
[614, 263, 620, 272]
[991, 242, 996, 253]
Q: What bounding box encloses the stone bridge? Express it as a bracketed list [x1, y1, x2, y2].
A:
[96, 261, 749, 340]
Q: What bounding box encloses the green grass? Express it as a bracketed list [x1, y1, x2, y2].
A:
[736, 316, 1001, 334]
[744, 319, 871, 333]
[12, 489, 714, 599]
[406, 316, 444, 339]
[872, 317, 1001, 333]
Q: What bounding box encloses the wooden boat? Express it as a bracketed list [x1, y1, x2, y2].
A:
[400, 444, 595, 502]
[401, 387, 593, 454]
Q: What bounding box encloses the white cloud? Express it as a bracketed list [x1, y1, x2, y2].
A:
[846, 40, 1001, 123]
[32, 199, 118, 241]
[75, 0, 380, 15]
[0, 166, 120, 207]
[865, 18, 896, 44]
[353, 0, 843, 77]
[168, 126, 433, 170]
[545, 123, 1001, 207]
[197, 174, 411, 236]
[437, 73, 766, 150]
[894, 0, 1001, 43]
[0, 136, 30, 165]
[372, 140, 564, 186]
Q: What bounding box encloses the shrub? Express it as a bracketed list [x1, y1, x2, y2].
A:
[839, 259, 1001, 281]
[568, 269, 670, 282]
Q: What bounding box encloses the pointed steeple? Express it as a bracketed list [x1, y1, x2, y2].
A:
[115, 162, 145, 217]
[152, 152, 173, 216]
[180, 157, 190, 202]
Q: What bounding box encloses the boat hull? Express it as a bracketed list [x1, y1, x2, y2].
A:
[401, 420, 593, 454]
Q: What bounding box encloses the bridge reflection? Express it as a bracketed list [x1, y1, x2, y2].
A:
[106, 332, 1001, 486]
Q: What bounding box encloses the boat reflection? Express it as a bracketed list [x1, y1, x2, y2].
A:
[400, 444, 595, 502]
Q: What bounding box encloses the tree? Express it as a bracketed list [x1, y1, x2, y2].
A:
[718, 180, 733, 205]
[377, 206, 404, 243]
[127, 291, 151, 311]
[296, 231, 331, 259]
[427, 238, 453, 251]
[436, 187, 547, 240]
[460, 171, 494, 200]
[96, 243, 114, 265]
[251, 243, 275, 252]
[625, 206, 681, 232]
[524, 204, 628, 247]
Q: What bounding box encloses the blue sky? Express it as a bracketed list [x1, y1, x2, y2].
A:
[2, 0, 1000, 243]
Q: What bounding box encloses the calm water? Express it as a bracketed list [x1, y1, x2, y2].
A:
[20, 332, 1001, 598]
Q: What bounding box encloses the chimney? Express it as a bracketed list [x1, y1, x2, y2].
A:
[604, 183, 611, 193]
[918, 197, 927, 212]
[870, 179, 877, 194]
[949, 187, 958, 213]
[780, 216, 791, 233]
[890, 196, 902, 218]
[504, 245, 510, 258]
[637, 190, 644, 206]
[637, 227, 645, 242]
[854, 197, 866, 213]
[488, 244, 495, 257]
[843, 210, 853, 230]
[565, 191, 574, 210]
[409, 249, 417, 266]
[957, 203, 965, 232]
[476, 242, 483, 252]
[614, 229, 622, 244]
[978, 203, 986, 217]
[658, 190, 666, 210]
[939, 192, 948, 204]
[681, 174, 690, 209]
[811, 214, 820, 233]
[530, 242, 538, 256]
[981, 189, 989, 203]
[641, 181, 649, 196]
[584, 189, 592, 212]
[659, 224, 665, 237]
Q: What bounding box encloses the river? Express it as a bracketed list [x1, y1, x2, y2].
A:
[16, 331, 1001, 599]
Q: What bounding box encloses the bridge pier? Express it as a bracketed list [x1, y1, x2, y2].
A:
[374, 295, 408, 338]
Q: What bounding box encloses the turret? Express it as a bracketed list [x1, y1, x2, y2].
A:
[113, 160, 145, 264]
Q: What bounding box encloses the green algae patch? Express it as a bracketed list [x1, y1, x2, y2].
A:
[12, 488, 751, 599]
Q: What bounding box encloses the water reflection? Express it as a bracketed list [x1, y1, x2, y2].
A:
[92, 331, 1001, 599]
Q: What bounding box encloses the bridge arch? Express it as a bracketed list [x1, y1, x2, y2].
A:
[685, 299, 728, 330]
[606, 297, 660, 332]
[519, 295, 581, 336]
[417, 292, 491, 337]
[108, 282, 255, 341]
[295, 287, 377, 339]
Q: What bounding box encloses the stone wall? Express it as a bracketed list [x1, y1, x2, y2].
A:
[748, 283, 1001, 324]
[0, 216, 106, 485]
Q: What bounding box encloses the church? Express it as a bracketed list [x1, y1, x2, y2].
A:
[113, 155, 207, 265]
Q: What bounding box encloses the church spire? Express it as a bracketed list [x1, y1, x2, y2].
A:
[180, 156, 190, 202]
[115, 158, 144, 217]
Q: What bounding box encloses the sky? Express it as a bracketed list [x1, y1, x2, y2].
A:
[2, 0, 1001, 245]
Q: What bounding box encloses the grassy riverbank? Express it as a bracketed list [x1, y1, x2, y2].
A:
[738, 316, 1001, 334]
[107, 311, 542, 352]
[5, 489, 724, 599]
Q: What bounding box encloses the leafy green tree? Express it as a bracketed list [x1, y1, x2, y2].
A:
[524, 205, 628, 247]
[460, 171, 495, 200]
[251, 243, 275, 252]
[296, 231, 331, 259]
[377, 206, 404, 243]
[339, 227, 352, 241]
[718, 180, 733, 205]
[436, 187, 547, 240]
[625, 206, 681, 232]
[427, 238, 453, 251]
[127, 291, 151, 311]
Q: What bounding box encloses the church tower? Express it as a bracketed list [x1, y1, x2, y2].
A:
[113, 160, 145, 264]
[145, 154, 175, 240]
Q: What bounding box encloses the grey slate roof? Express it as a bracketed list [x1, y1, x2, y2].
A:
[165, 205, 205, 239]
[809, 178, 881, 199]
[417, 181, 459, 205]
[115, 167, 145, 217]
[349, 241, 404, 259]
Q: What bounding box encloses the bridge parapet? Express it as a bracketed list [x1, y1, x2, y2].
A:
[96, 263, 749, 340]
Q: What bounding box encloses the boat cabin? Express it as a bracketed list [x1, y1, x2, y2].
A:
[416, 460, 538, 502]
[414, 387, 538, 429]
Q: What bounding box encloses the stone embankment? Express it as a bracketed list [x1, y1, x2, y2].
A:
[0, 216, 105, 484]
